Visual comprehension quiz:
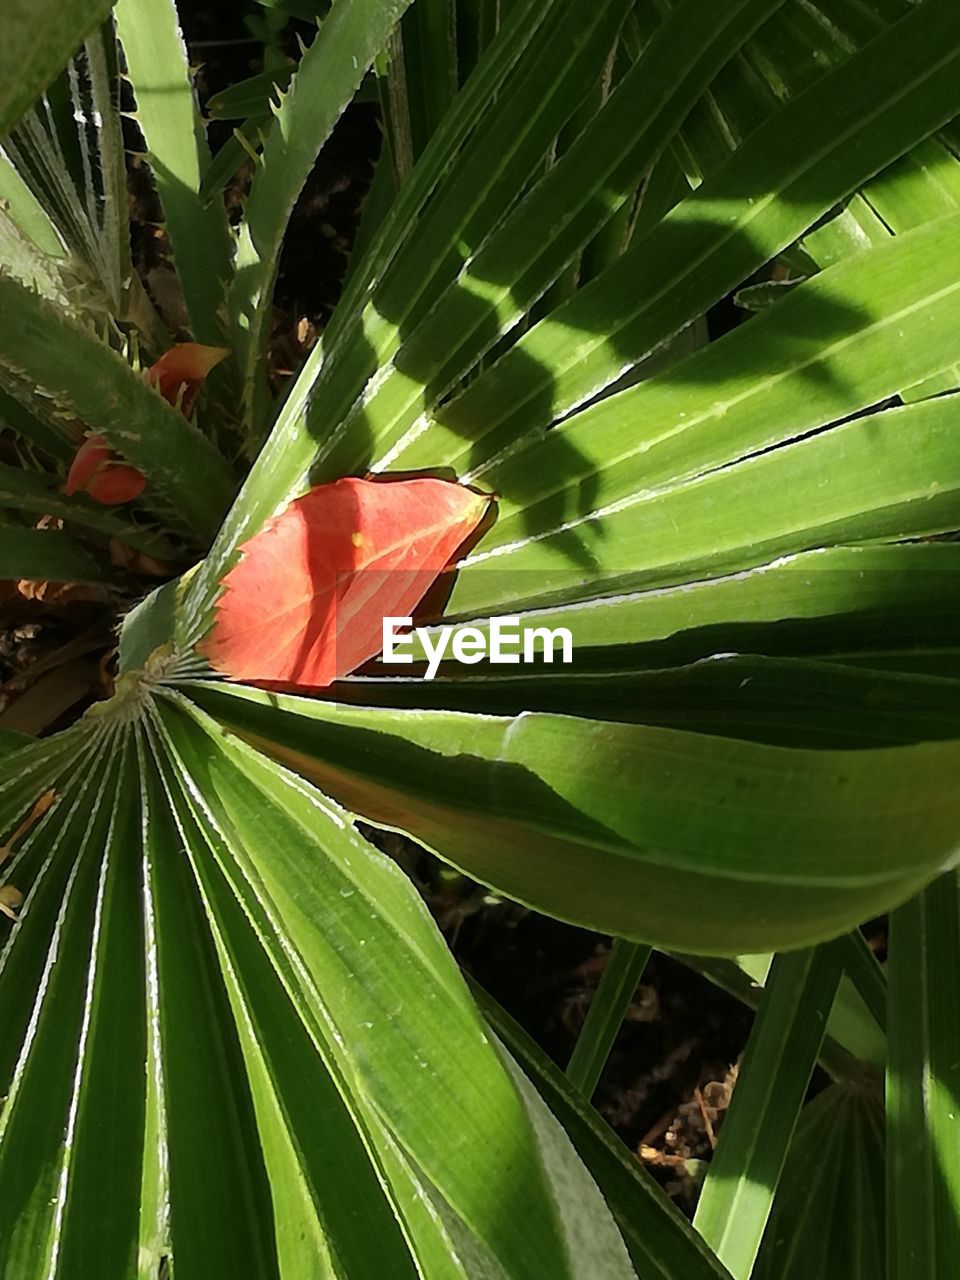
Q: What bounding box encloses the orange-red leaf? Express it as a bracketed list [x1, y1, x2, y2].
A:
[146, 342, 228, 415]
[64, 435, 112, 495]
[201, 476, 490, 688]
[64, 435, 147, 505]
[61, 342, 226, 505]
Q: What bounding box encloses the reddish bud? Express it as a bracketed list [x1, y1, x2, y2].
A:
[83, 464, 147, 505]
[147, 343, 228, 415]
[64, 435, 112, 496]
[65, 434, 147, 505]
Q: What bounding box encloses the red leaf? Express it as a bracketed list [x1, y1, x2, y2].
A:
[61, 343, 226, 506]
[201, 476, 490, 688]
[83, 465, 148, 505]
[64, 435, 147, 505]
[146, 342, 228, 415]
[64, 435, 112, 495]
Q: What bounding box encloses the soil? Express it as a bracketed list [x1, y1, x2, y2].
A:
[181, 0, 382, 339]
[453, 908, 754, 1208]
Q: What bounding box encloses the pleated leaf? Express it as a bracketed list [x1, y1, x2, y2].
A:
[0, 694, 637, 1278]
[753, 1082, 885, 1280]
[184, 680, 960, 954]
